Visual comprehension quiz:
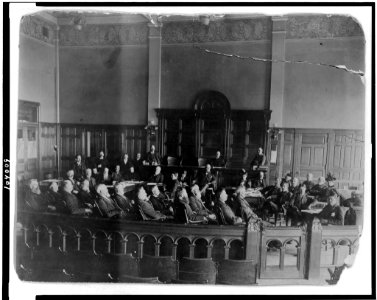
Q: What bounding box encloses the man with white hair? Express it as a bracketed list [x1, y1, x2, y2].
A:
[84, 168, 97, 195]
[61, 180, 92, 215]
[45, 181, 67, 213]
[149, 165, 164, 184]
[136, 185, 166, 220]
[96, 184, 124, 219]
[217, 188, 243, 225]
[25, 179, 56, 212]
[189, 184, 216, 221]
[235, 186, 260, 222]
[77, 179, 95, 208]
[66, 169, 79, 194]
[150, 184, 174, 216]
[113, 182, 137, 219]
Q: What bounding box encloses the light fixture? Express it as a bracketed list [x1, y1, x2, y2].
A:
[267, 124, 281, 140]
[199, 15, 210, 26]
[144, 120, 158, 136]
[71, 13, 86, 31]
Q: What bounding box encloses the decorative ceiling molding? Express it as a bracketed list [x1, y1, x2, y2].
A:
[20, 15, 56, 45]
[286, 15, 364, 39]
[58, 23, 149, 46]
[161, 19, 272, 44]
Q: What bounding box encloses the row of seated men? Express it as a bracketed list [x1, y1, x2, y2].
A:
[22, 163, 360, 226]
[23, 178, 259, 225]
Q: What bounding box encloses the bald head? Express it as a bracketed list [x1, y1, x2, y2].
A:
[62, 180, 73, 193]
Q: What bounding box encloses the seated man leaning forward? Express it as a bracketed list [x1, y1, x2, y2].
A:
[96, 184, 125, 219]
[316, 191, 343, 225]
[136, 185, 167, 220]
[174, 187, 207, 223]
[77, 179, 96, 209]
[189, 184, 217, 221]
[61, 180, 92, 215]
[113, 182, 136, 214]
[150, 184, 174, 216]
[217, 187, 243, 225]
[235, 186, 260, 223]
[25, 179, 56, 212]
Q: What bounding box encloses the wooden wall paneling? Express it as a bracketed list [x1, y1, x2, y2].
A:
[282, 129, 294, 177]
[294, 131, 328, 181]
[40, 123, 57, 178]
[328, 130, 364, 189]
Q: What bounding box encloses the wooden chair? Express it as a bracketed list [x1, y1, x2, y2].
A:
[178, 257, 217, 284]
[184, 206, 207, 225]
[214, 204, 228, 225]
[65, 251, 106, 282]
[167, 156, 178, 166]
[140, 255, 178, 283]
[217, 259, 257, 285]
[101, 253, 140, 281]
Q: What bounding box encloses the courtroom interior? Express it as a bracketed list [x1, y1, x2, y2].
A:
[16, 10, 365, 285]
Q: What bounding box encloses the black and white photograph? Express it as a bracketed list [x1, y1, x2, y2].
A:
[6, 3, 373, 297]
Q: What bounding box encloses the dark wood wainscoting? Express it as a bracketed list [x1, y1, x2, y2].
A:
[59, 124, 147, 175]
[267, 129, 364, 189]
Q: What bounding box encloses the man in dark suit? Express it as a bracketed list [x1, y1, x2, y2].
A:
[134, 152, 144, 178]
[95, 150, 108, 174]
[66, 169, 80, 194]
[25, 179, 56, 212]
[212, 150, 226, 168]
[217, 187, 243, 225]
[84, 168, 97, 196]
[316, 191, 343, 225]
[61, 180, 92, 215]
[250, 147, 266, 171]
[44, 181, 68, 213]
[120, 153, 133, 179]
[199, 163, 217, 209]
[303, 173, 315, 192]
[136, 185, 167, 220]
[253, 171, 266, 189]
[72, 154, 86, 182]
[149, 166, 164, 184]
[77, 179, 96, 208]
[145, 145, 161, 166]
[150, 184, 173, 216]
[113, 183, 137, 219]
[189, 184, 216, 221]
[96, 184, 124, 219]
[309, 176, 329, 202]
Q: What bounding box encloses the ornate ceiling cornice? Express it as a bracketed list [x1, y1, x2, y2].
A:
[286, 15, 364, 39]
[162, 19, 272, 44]
[20, 15, 56, 45]
[20, 13, 364, 47]
[58, 23, 149, 46]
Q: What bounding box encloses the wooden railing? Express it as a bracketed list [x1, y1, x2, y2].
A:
[17, 210, 258, 261]
[16, 210, 361, 283]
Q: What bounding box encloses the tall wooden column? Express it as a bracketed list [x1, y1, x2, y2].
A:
[147, 22, 162, 151]
[269, 17, 287, 128]
[54, 25, 61, 178]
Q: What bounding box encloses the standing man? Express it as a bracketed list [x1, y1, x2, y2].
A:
[250, 147, 266, 171]
[72, 154, 86, 182]
[95, 150, 108, 174]
[212, 150, 226, 167]
[145, 145, 161, 166]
